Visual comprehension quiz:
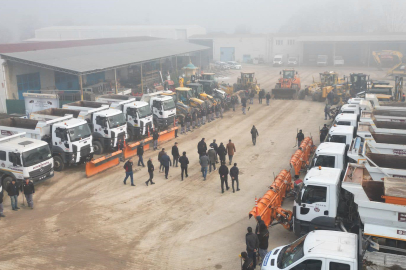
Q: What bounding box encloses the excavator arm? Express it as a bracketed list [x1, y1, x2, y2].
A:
[373, 50, 404, 76]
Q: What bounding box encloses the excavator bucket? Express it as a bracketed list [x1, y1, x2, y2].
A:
[271, 88, 298, 99]
[123, 137, 153, 159]
[86, 150, 123, 178]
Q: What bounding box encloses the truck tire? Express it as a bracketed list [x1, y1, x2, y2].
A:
[2, 176, 13, 190]
[298, 90, 306, 100]
[53, 155, 65, 172]
[93, 141, 104, 155]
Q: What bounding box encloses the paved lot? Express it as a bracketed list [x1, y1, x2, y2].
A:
[0, 65, 389, 270]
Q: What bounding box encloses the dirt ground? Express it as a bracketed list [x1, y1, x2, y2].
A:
[0, 65, 389, 270]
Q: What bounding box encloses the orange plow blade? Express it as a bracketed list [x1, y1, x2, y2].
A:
[290, 137, 315, 178]
[123, 137, 152, 159]
[86, 150, 123, 178]
[158, 127, 178, 143]
[249, 169, 292, 227]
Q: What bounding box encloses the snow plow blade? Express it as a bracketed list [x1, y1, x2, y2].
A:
[290, 137, 315, 178]
[158, 127, 178, 143]
[272, 88, 298, 99]
[86, 150, 123, 178]
[123, 137, 152, 159]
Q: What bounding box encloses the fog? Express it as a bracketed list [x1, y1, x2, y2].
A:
[0, 0, 405, 43]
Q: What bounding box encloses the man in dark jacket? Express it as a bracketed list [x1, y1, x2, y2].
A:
[255, 216, 266, 235]
[197, 109, 202, 127]
[249, 90, 255, 104]
[297, 129, 305, 148]
[219, 162, 230, 193]
[179, 151, 189, 180]
[240, 252, 254, 270]
[231, 95, 237, 111]
[266, 92, 271, 106]
[258, 222, 269, 261]
[217, 143, 227, 164]
[0, 186, 5, 218]
[158, 148, 166, 172]
[145, 158, 155, 186]
[199, 152, 210, 180]
[208, 146, 217, 172]
[160, 152, 172, 179]
[251, 125, 259, 146]
[153, 130, 159, 150]
[209, 139, 219, 162]
[21, 178, 35, 209]
[192, 110, 197, 129]
[123, 158, 135, 186]
[202, 108, 207, 124]
[246, 227, 259, 268]
[259, 89, 265, 104]
[6, 179, 20, 210]
[320, 124, 329, 143]
[324, 104, 332, 120]
[172, 142, 180, 167]
[241, 97, 247, 115]
[180, 116, 185, 134]
[137, 143, 145, 167]
[230, 163, 240, 193]
[197, 138, 207, 157]
[185, 113, 192, 132]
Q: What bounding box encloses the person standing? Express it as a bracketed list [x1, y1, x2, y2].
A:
[249, 90, 255, 104]
[215, 103, 220, 118]
[219, 162, 230, 193]
[0, 186, 5, 218]
[199, 152, 209, 180]
[123, 158, 135, 186]
[231, 95, 237, 112]
[171, 142, 180, 167]
[153, 129, 159, 150]
[6, 179, 20, 211]
[179, 151, 189, 180]
[246, 227, 259, 269]
[137, 143, 145, 167]
[197, 138, 207, 157]
[259, 89, 265, 104]
[145, 158, 155, 186]
[258, 222, 269, 261]
[250, 125, 259, 146]
[185, 113, 192, 132]
[324, 103, 332, 120]
[192, 110, 197, 129]
[208, 146, 217, 173]
[209, 139, 219, 162]
[240, 252, 254, 270]
[158, 148, 166, 173]
[241, 96, 247, 115]
[218, 142, 227, 164]
[297, 129, 305, 148]
[266, 92, 271, 106]
[202, 108, 207, 125]
[160, 152, 172, 179]
[226, 139, 236, 165]
[230, 163, 240, 193]
[180, 116, 185, 134]
[320, 124, 329, 143]
[219, 103, 224, 118]
[197, 109, 202, 127]
[21, 178, 35, 209]
[327, 90, 334, 105]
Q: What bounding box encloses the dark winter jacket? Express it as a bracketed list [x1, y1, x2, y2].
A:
[147, 160, 154, 172]
[320, 127, 329, 137]
[241, 98, 247, 107]
[172, 145, 180, 158]
[259, 90, 265, 98]
[297, 132, 305, 142]
[0, 187, 3, 204]
[266, 93, 271, 100]
[153, 131, 159, 140]
[192, 111, 197, 121]
[137, 144, 144, 156]
[158, 150, 165, 162]
[197, 110, 202, 118]
[230, 166, 239, 180]
[209, 142, 218, 152]
[218, 144, 227, 159]
[251, 127, 259, 138]
[197, 140, 207, 155]
[219, 164, 229, 178]
[199, 155, 210, 167]
[6, 182, 20, 197]
[179, 155, 189, 168]
[185, 114, 192, 122]
[242, 258, 254, 270]
[124, 160, 133, 173]
[21, 181, 35, 195]
[258, 228, 269, 250]
[160, 154, 172, 167]
[249, 91, 255, 98]
[208, 148, 217, 163]
[246, 232, 259, 253]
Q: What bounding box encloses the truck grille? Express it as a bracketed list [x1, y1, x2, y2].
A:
[80, 145, 91, 156]
[29, 163, 52, 178]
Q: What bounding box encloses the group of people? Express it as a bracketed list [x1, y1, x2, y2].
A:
[242, 216, 269, 269]
[238, 89, 272, 115]
[0, 178, 35, 219]
[179, 104, 224, 134]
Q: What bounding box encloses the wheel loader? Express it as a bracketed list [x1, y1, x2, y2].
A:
[161, 88, 205, 121]
[304, 71, 348, 103]
[271, 69, 301, 99]
[233, 72, 261, 94]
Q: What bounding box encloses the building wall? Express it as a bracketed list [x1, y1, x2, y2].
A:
[0, 60, 7, 112]
[212, 37, 268, 63]
[270, 37, 303, 63]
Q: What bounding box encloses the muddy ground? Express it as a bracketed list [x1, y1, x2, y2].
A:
[0, 65, 389, 270]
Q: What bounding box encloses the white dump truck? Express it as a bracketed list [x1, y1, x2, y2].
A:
[333, 114, 358, 128]
[0, 115, 93, 171]
[139, 92, 176, 129]
[0, 133, 54, 187]
[361, 109, 406, 123]
[310, 142, 348, 172]
[62, 101, 127, 154]
[357, 120, 406, 139]
[96, 95, 153, 140]
[326, 125, 355, 146]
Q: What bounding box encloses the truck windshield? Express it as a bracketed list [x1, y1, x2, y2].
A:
[327, 135, 347, 144]
[313, 155, 336, 168]
[277, 234, 307, 268]
[163, 99, 176, 110]
[22, 145, 52, 167]
[68, 124, 91, 142]
[108, 113, 126, 129]
[138, 105, 152, 118]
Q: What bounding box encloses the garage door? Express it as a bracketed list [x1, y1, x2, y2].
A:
[220, 47, 235, 62]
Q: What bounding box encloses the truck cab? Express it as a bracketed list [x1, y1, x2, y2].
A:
[326, 125, 355, 146]
[0, 133, 54, 187]
[317, 55, 328, 66]
[310, 142, 347, 171]
[333, 114, 358, 128]
[340, 104, 361, 116]
[273, 54, 284, 67]
[149, 95, 176, 129]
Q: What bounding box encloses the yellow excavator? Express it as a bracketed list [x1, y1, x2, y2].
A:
[372, 50, 406, 77]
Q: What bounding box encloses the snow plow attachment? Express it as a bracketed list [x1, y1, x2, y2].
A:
[290, 137, 315, 178]
[86, 150, 123, 178]
[271, 88, 298, 99]
[158, 127, 178, 143]
[249, 169, 293, 229]
[123, 137, 152, 159]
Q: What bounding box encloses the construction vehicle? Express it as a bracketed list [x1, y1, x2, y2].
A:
[185, 83, 218, 107]
[290, 137, 315, 179]
[272, 54, 284, 67]
[199, 73, 217, 95]
[0, 115, 93, 171]
[162, 88, 205, 121]
[305, 71, 347, 103]
[333, 113, 358, 128]
[96, 95, 153, 140]
[139, 93, 176, 130]
[326, 125, 356, 146]
[233, 72, 261, 94]
[0, 133, 54, 187]
[373, 50, 406, 77]
[310, 142, 348, 172]
[272, 69, 301, 99]
[349, 73, 368, 96]
[62, 101, 127, 155]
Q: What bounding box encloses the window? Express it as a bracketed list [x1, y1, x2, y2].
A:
[337, 121, 351, 126]
[327, 135, 347, 144]
[8, 152, 21, 166]
[330, 262, 350, 270]
[276, 40, 283, 46]
[288, 39, 295, 45]
[314, 155, 336, 168]
[302, 185, 327, 204]
[0, 151, 6, 161]
[291, 260, 322, 270]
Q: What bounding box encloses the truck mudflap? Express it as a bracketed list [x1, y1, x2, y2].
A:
[272, 88, 298, 99]
[85, 150, 123, 177]
[123, 137, 152, 159]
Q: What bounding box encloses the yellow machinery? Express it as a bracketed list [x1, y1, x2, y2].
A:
[161, 88, 205, 120]
[305, 71, 348, 103]
[372, 50, 406, 77]
[233, 72, 261, 94]
[186, 83, 217, 107]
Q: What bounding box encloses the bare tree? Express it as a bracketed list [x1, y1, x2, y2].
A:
[381, 0, 406, 32]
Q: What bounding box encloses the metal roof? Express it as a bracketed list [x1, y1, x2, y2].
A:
[0, 39, 209, 75]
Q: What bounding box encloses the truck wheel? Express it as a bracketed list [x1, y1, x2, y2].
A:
[93, 141, 104, 155]
[53, 155, 65, 172]
[2, 176, 13, 190]
[298, 90, 306, 100]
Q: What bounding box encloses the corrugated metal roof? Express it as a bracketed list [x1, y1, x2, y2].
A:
[0, 39, 208, 75]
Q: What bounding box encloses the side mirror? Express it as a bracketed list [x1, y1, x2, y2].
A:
[104, 129, 108, 134]
[64, 143, 69, 149]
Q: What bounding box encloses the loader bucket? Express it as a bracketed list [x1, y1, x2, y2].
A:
[86, 150, 123, 178]
[123, 137, 152, 159]
[271, 88, 298, 99]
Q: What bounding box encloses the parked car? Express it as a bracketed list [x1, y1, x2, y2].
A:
[287, 57, 299, 66]
[317, 55, 328, 66]
[227, 61, 242, 70]
[214, 61, 230, 69]
[334, 56, 344, 66]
